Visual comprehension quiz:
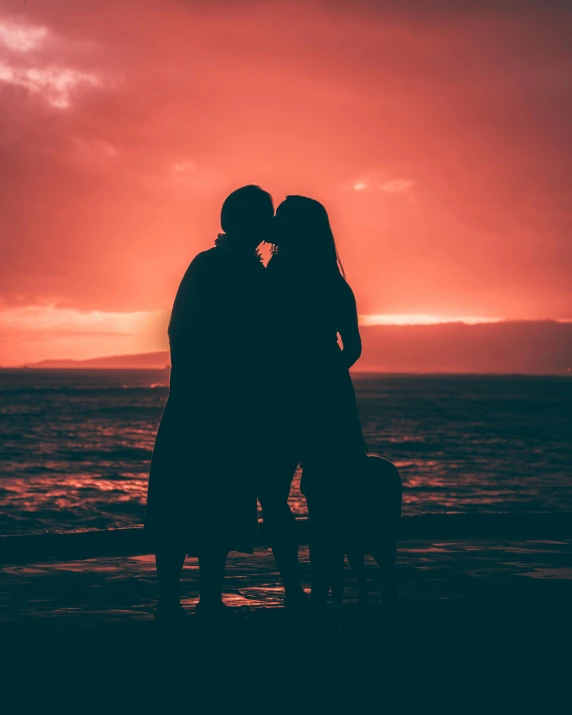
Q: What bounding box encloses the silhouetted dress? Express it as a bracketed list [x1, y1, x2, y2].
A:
[266, 262, 367, 498]
[145, 244, 264, 554]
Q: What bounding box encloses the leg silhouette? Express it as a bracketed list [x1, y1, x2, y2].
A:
[258, 462, 305, 604]
[197, 548, 229, 614]
[155, 542, 186, 617]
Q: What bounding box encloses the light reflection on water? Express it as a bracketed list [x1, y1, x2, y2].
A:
[0, 370, 571, 534]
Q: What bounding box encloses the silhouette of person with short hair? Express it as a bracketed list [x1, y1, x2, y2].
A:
[145, 185, 275, 621]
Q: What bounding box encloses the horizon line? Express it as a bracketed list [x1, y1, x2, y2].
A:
[0, 315, 568, 369]
[3, 368, 570, 378]
[359, 315, 572, 326]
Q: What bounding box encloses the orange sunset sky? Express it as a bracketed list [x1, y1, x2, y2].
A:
[1, 0, 571, 366]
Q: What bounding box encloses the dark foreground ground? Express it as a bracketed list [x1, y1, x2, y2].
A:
[1, 539, 571, 712]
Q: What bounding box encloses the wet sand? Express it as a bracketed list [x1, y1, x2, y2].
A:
[1, 538, 571, 710]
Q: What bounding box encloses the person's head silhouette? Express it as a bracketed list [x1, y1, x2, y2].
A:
[272, 195, 344, 277]
[220, 185, 274, 251]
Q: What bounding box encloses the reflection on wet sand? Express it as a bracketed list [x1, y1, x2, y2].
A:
[2, 539, 571, 620]
[2, 539, 570, 711]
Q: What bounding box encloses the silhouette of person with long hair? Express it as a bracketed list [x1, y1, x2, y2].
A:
[267, 196, 373, 613]
[145, 185, 274, 621]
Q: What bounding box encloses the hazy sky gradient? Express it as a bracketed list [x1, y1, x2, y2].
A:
[1, 0, 571, 363]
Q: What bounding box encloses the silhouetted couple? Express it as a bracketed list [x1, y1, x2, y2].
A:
[145, 185, 398, 624]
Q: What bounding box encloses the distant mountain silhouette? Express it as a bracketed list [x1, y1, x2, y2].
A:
[24, 321, 571, 374]
[358, 320, 571, 375]
[27, 352, 170, 370]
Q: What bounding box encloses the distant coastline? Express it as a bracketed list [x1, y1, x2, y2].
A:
[22, 351, 171, 371]
[6, 320, 570, 375]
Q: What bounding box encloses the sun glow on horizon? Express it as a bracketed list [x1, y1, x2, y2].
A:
[2, 302, 571, 366]
[359, 314, 504, 326]
[0, 305, 167, 366]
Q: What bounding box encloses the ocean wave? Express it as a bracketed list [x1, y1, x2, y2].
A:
[57, 447, 153, 461]
[1, 372, 571, 535]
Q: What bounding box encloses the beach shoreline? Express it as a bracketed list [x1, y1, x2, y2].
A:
[2, 513, 571, 565]
[1, 538, 571, 708]
[3, 536, 572, 620]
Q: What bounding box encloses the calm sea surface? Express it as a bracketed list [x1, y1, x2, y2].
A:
[0, 370, 571, 535]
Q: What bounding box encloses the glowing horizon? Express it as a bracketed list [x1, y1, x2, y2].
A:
[359, 314, 503, 327]
[0, 303, 570, 367]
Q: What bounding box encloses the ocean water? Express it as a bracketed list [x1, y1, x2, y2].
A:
[0, 370, 571, 535]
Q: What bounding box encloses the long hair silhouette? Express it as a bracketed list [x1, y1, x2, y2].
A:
[271, 195, 345, 278]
